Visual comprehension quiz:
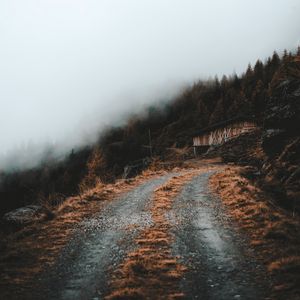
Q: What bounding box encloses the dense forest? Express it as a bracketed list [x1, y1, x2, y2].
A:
[1, 48, 300, 216]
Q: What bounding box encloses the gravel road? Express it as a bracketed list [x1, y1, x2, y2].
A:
[33, 175, 172, 300]
[169, 171, 270, 300]
[29, 170, 269, 300]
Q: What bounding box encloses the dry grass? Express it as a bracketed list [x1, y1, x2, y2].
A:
[0, 169, 169, 299]
[105, 170, 201, 300]
[0, 161, 220, 299]
[210, 167, 300, 300]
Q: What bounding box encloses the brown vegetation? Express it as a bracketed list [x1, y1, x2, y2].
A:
[2, 49, 299, 218]
[0, 48, 299, 300]
[0, 169, 167, 299]
[105, 170, 201, 300]
[210, 167, 300, 300]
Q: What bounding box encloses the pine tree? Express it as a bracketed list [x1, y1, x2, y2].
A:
[232, 73, 241, 89]
[243, 63, 255, 98]
[245, 63, 253, 77]
[209, 98, 225, 125]
[254, 59, 264, 81]
[271, 51, 280, 66]
[214, 75, 220, 89]
[251, 79, 267, 119]
[264, 51, 281, 84]
[197, 100, 210, 126]
[220, 75, 229, 96]
[283, 49, 288, 59]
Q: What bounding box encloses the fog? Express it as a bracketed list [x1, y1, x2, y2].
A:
[0, 0, 299, 170]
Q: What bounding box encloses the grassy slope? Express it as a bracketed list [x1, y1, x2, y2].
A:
[210, 167, 300, 300]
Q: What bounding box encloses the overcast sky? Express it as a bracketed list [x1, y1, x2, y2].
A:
[0, 0, 299, 159]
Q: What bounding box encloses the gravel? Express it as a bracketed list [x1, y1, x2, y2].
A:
[168, 171, 270, 300]
[32, 174, 173, 300]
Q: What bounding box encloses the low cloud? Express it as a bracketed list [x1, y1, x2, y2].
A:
[0, 0, 299, 170]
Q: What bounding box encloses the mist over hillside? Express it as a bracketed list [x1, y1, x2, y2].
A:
[1, 0, 300, 219]
[1, 0, 300, 171]
[1, 48, 300, 217]
[1, 3, 300, 299]
[0, 83, 185, 172]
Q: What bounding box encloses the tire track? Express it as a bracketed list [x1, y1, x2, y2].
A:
[105, 171, 200, 300]
[169, 171, 269, 300]
[32, 174, 173, 300]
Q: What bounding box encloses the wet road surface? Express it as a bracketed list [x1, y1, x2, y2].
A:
[35, 175, 172, 300]
[31, 170, 269, 299]
[169, 171, 269, 300]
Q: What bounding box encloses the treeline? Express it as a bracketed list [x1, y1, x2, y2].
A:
[99, 48, 299, 172]
[1, 47, 299, 215]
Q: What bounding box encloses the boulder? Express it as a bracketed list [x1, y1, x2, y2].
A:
[264, 79, 300, 132]
[2, 205, 47, 228]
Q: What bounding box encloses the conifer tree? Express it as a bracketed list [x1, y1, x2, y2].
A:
[214, 75, 220, 90]
[271, 51, 280, 66]
[254, 59, 264, 81]
[243, 63, 255, 98]
[209, 98, 225, 125]
[232, 73, 241, 89]
[251, 79, 267, 119]
[283, 49, 288, 60]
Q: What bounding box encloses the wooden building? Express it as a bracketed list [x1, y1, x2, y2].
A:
[193, 117, 257, 149]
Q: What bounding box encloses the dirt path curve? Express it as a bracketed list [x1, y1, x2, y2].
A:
[33, 174, 174, 300]
[169, 171, 270, 300]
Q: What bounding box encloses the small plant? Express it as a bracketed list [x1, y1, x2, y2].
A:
[38, 192, 66, 220]
[79, 147, 105, 196]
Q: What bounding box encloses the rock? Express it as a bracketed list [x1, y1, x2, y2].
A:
[264, 78, 300, 133]
[2, 205, 49, 228]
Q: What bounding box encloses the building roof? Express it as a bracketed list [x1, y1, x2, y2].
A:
[194, 115, 255, 136]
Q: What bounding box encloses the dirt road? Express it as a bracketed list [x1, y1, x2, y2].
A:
[169, 171, 269, 299]
[33, 174, 173, 300]
[29, 169, 268, 299]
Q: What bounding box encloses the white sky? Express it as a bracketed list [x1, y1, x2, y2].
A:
[0, 0, 300, 157]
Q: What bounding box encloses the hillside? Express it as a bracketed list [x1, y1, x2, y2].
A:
[1, 48, 300, 300]
[0, 48, 300, 217]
